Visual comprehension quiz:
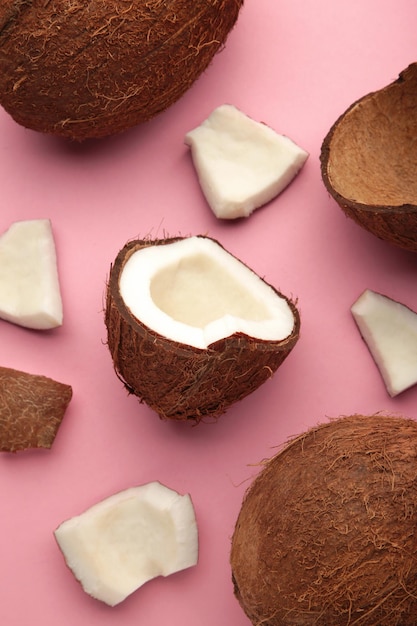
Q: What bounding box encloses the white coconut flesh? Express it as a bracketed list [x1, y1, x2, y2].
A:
[119, 237, 295, 350]
[185, 104, 309, 219]
[54, 482, 198, 607]
[0, 219, 63, 329]
[351, 289, 417, 396]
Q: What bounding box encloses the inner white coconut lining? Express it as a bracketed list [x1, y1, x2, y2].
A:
[120, 237, 295, 350]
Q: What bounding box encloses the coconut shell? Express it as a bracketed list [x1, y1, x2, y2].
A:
[0, 366, 72, 452]
[231, 414, 417, 626]
[320, 63, 417, 252]
[105, 236, 300, 423]
[0, 0, 243, 141]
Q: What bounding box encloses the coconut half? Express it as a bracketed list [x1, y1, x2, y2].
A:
[231, 414, 417, 626]
[105, 236, 300, 422]
[320, 63, 417, 252]
[54, 482, 198, 606]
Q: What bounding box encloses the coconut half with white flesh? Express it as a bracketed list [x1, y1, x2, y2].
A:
[105, 236, 300, 422]
[54, 482, 198, 606]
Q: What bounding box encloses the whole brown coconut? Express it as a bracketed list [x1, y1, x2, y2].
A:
[105, 235, 300, 423]
[0, 0, 243, 140]
[320, 63, 417, 252]
[231, 414, 417, 626]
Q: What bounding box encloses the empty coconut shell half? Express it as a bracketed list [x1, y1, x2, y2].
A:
[321, 63, 417, 252]
[0, 0, 243, 140]
[105, 236, 300, 422]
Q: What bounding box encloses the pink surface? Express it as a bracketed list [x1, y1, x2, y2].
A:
[0, 1, 416, 623]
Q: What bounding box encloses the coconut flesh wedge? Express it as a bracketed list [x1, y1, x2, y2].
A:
[351, 289, 417, 397]
[105, 236, 300, 422]
[320, 63, 417, 252]
[185, 105, 309, 219]
[54, 482, 198, 606]
[0, 219, 63, 329]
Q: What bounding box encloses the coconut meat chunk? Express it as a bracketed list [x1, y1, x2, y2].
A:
[119, 237, 295, 350]
[351, 289, 417, 396]
[54, 482, 198, 606]
[185, 104, 309, 219]
[0, 219, 63, 329]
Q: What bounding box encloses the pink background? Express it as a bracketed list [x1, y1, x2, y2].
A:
[0, 1, 416, 624]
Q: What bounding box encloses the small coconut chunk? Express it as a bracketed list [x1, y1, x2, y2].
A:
[351, 289, 417, 396]
[0, 219, 63, 329]
[185, 104, 308, 219]
[54, 482, 198, 606]
[0, 366, 72, 452]
[120, 236, 295, 349]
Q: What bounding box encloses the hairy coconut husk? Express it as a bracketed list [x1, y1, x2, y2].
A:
[231, 414, 417, 626]
[105, 236, 300, 423]
[0, 366, 72, 451]
[320, 63, 417, 252]
[0, 0, 243, 140]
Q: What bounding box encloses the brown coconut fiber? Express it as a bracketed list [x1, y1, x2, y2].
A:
[0, 366, 72, 452]
[320, 63, 417, 252]
[231, 414, 417, 625]
[105, 236, 300, 423]
[0, 0, 244, 140]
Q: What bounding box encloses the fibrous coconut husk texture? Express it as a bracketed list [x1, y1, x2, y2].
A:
[0, 0, 243, 140]
[320, 63, 417, 253]
[0, 366, 72, 452]
[105, 236, 300, 423]
[231, 414, 417, 626]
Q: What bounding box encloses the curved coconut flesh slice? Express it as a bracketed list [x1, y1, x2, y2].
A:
[54, 482, 198, 606]
[105, 236, 300, 422]
[320, 63, 417, 252]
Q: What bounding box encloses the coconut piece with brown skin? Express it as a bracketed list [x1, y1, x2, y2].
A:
[230, 414, 417, 626]
[0, 0, 244, 141]
[0, 366, 72, 452]
[105, 235, 300, 422]
[320, 63, 417, 252]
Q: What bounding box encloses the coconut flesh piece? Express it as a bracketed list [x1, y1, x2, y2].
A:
[351, 289, 417, 396]
[0, 219, 63, 329]
[119, 236, 295, 350]
[54, 482, 198, 607]
[185, 104, 309, 219]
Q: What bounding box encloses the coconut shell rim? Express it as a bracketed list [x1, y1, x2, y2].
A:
[106, 235, 301, 359]
[320, 62, 417, 213]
